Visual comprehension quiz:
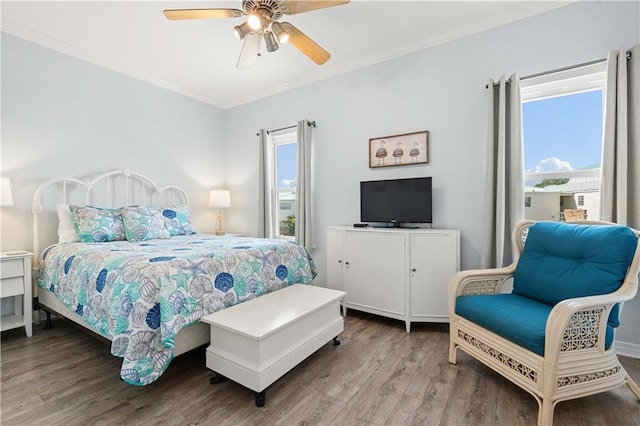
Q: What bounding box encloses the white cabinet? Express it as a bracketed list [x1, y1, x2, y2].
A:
[1, 251, 33, 337]
[327, 226, 459, 332]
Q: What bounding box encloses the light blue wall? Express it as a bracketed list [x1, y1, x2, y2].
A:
[223, 1, 640, 345]
[1, 34, 227, 252]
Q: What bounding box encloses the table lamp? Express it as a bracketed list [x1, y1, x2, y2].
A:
[209, 189, 231, 235]
[1, 177, 14, 207]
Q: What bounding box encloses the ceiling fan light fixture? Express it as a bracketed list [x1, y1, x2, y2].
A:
[233, 21, 251, 39]
[271, 22, 289, 44]
[247, 13, 262, 30]
[264, 30, 279, 52]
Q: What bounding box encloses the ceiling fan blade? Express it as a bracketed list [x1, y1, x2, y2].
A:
[163, 9, 244, 20]
[281, 22, 330, 65]
[281, 0, 350, 15]
[237, 33, 261, 69]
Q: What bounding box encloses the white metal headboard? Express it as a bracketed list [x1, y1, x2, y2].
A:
[32, 169, 190, 259]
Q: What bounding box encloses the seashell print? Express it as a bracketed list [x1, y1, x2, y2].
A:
[223, 290, 237, 307]
[199, 258, 225, 276]
[64, 255, 76, 275]
[126, 330, 155, 360]
[150, 347, 170, 372]
[120, 263, 143, 283]
[121, 369, 140, 383]
[224, 255, 237, 272]
[168, 291, 185, 315]
[214, 272, 234, 293]
[96, 268, 108, 293]
[275, 265, 288, 281]
[260, 266, 275, 282]
[189, 275, 213, 299]
[111, 336, 129, 356]
[145, 304, 161, 329]
[162, 209, 177, 220]
[130, 302, 150, 328]
[132, 226, 149, 241]
[139, 278, 160, 303]
[266, 251, 282, 266]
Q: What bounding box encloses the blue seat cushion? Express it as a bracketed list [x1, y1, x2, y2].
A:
[455, 294, 614, 356]
[513, 222, 637, 328]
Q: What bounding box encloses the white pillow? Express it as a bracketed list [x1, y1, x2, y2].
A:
[57, 204, 80, 242]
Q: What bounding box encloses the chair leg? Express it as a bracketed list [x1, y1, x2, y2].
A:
[626, 375, 640, 400]
[448, 339, 457, 364]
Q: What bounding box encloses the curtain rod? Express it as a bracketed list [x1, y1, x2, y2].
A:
[256, 121, 316, 136]
[485, 50, 632, 89]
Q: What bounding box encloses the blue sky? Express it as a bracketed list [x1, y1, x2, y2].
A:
[277, 143, 297, 188]
[522, 90, 602, 172]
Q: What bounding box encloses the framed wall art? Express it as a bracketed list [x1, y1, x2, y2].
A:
[369, 130, 429, 168]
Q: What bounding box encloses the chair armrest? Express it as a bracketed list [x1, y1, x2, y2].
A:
[544, 283, 638, 362]
[448, 263, 516, 316]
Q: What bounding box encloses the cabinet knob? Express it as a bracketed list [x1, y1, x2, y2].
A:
[345, 261, 350, 266]
[411, 268, 417, 272]
[338, 260, 342, 264]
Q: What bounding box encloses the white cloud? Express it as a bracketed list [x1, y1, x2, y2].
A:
[529, 157, 573, 173]
[282, 179, 296, 188]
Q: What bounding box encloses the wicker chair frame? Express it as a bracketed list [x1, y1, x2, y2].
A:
[448, 220, 640, 426]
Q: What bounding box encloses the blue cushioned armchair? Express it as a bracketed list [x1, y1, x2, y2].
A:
[449, 220, 640, 426]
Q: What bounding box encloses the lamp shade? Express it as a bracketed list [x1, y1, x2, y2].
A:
[1, 177, 14, 207]
[209, 190, 231, 209]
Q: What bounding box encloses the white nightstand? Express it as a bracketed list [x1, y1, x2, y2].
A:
[1, 251, 33, 337]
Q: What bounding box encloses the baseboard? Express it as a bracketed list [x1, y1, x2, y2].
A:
[615, 340, 640, 359]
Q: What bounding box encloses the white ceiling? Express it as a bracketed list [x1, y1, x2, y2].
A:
[1, 1, 571, 109]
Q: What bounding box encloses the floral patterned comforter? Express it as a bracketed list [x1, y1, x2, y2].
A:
[36, 235, 317, 385]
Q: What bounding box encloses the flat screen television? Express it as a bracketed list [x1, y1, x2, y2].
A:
[360, 177, 432, 225]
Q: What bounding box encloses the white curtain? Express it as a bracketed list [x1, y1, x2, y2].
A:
[258, 129, 274, 238]
[295, 120, 314, 249]
[601, 45, 639, 228]
[481, 74, 524, 268]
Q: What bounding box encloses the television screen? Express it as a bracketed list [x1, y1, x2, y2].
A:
[360, 177, 432, 224]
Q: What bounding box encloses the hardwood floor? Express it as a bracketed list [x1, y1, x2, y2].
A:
[2, 311, 639, 425]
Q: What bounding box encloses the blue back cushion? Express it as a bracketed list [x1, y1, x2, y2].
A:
[513, 222, 637, 327]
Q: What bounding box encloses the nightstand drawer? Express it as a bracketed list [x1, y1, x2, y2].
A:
[0, 277, 25, 297]
[1, 258, 24, 279]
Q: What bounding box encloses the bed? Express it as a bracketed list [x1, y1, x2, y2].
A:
[33, 169, 317, 386]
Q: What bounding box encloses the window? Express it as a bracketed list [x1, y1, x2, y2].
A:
[270, 128, 297, 239]
[521, 62, 606, 222]
[525, 196, 532, 207]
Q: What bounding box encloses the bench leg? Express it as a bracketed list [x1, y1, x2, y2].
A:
[333, 336, 340, 345]
[255, 390, 266, 407]
[43, 310, 54, 329]
[210, 373, 226, 384]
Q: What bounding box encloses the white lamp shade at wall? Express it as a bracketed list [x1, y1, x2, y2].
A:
[1, 177, 14, 206]
[209, 190, 231, 209]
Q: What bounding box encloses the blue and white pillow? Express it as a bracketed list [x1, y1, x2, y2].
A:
[162, 205, 196, 236]
[70, 205, 126, 243]
[121, 206, 171, 242]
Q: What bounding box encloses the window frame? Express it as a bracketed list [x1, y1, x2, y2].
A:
[269, 128, 297, 240]
[521, 62, 606, 221]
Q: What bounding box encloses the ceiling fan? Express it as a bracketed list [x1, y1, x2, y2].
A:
[163, 0, 350, 69]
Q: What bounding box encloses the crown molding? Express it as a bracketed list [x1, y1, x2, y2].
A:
[1, 19, 228, 109]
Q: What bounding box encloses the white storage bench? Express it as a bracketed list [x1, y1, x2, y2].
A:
[201, 284, 346, 407]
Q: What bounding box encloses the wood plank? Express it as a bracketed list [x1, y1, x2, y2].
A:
[1, 312, 639, 425]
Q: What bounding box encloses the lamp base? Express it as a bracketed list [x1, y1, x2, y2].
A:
[215, 212, 225, 236]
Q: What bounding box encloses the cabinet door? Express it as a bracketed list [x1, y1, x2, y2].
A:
[410, 233, 457, 321]
[326, 228, 344, 291]
[344, 231, 405, 316]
